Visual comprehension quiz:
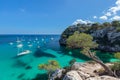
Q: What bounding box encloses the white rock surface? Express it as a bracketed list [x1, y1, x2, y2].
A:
[63, 71, 83, 80]
[86, 76, 120, 80]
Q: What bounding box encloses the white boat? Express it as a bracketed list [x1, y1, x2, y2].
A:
[16, 38, 21, 43]
[28, 44, 33, 47]
[42, 38, 44, 41]
[17, 44, 23, 48]
[35, 38, 38, 41]
[17, 50, 31, 56]
[27, 42, 30, 44]
[51, 37, 54, 40]
[9, 42, 13, 45]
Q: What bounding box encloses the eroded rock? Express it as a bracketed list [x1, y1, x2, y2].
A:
[63, 71, 83, 80]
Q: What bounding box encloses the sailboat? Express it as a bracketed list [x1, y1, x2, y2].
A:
[16, 37, 21, 43]
[51, 37, 54, 40]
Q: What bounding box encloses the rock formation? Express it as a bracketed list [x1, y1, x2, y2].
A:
[59, 26, 120, 52]
[50, 62, 120, 80]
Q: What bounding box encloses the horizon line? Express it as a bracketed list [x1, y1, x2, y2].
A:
[0, 33, 61, 35]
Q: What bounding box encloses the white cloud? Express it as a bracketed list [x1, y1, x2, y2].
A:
[109, 0, 120, 14]
[93, 16, 97, 19]
[105, 12, 112, 16]
[110, 15, 120, 20]
[99, 0, 120, 20]
[99, 16, 108, 20]
[72, 19, 93, 25]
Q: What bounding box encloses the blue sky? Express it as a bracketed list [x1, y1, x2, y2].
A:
[0, 0, 119, 34]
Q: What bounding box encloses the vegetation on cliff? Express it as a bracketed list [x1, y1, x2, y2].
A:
[114, 52, 120, 59]
[61, 20, 120, 39]
[66, 31, 116, 76]
[38, 60, 60, 78]
[59, 20, 120, 52]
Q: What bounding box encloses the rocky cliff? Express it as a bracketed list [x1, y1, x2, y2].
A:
[59, 25, 120, 52]
[50, 62, 120, 80]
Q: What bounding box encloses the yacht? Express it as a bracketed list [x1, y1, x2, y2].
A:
[17, 44, 23, 48]
[17, 50, 31, 56]
[9, 42, 13, 45]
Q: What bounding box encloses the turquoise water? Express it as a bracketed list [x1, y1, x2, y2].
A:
[0, 35, 119, 80]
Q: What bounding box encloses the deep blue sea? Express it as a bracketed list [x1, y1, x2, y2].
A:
[0, 35, 119, 80]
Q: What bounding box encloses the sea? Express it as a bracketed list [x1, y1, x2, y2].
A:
[0, 35, 119, 80]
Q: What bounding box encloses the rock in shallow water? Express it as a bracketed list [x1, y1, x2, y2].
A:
[25, 65, 32, 70]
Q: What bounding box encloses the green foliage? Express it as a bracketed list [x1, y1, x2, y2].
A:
[87, 61, 96, 64]
[111, 20, 120, 27]
[116, 27, 120, 32]
[38, 60, 60, 73]
[67, 31, 98, 49]
[62, 34, 67, 38]
[103, 22, 111, 27]
[97, 68, 105, 74]
[91, 22, 100, 30]
[66, 30, 114, 76]
[111, 62, 120, 71]
[114, 52, 120, 59]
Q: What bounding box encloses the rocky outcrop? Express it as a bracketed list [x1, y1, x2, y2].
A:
[92, 27, 120, 52]
[86, 76, 119, 80]
[59, 26, 120, 52]
[50, 62, 120, 80]
[63, 72, 119, 80]
[63, 71, 83, 80]
[49, 69, 64, 80]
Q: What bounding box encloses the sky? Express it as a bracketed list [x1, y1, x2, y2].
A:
[0, 0, 120, 34]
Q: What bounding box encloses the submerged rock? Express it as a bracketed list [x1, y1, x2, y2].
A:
[17, 73, 25, 79]
[25, 65, 32, 70]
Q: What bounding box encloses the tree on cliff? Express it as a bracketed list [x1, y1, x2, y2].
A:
[66, 31, 115, 76]
[114, 52, 120, 59]
[103, 22, 111, 27]
[111, 20, 120, 27]
[38, 60, 60, 78]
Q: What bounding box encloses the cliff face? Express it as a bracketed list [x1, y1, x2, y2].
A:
[50, 62, 120, 80]
[59, 26, 120, 52]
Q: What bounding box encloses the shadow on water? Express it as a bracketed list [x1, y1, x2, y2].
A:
[12, 59, 27, 68]
[59, 46, 115, 62]
[12, 55, 27, 59]
[59, 46, 90, 61]
[31, 73, 48, 80]
[33, 48, 56, 58]
[96, 51, 114, 63]
[17, 73, 25, 79]
[12, 59, 33, 71]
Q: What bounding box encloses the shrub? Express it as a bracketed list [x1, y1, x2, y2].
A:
[38, 60, 60, 73]
[111, 62, 120, 71]
[114, 52, 120, 59]
[116, 27, 120, 32]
